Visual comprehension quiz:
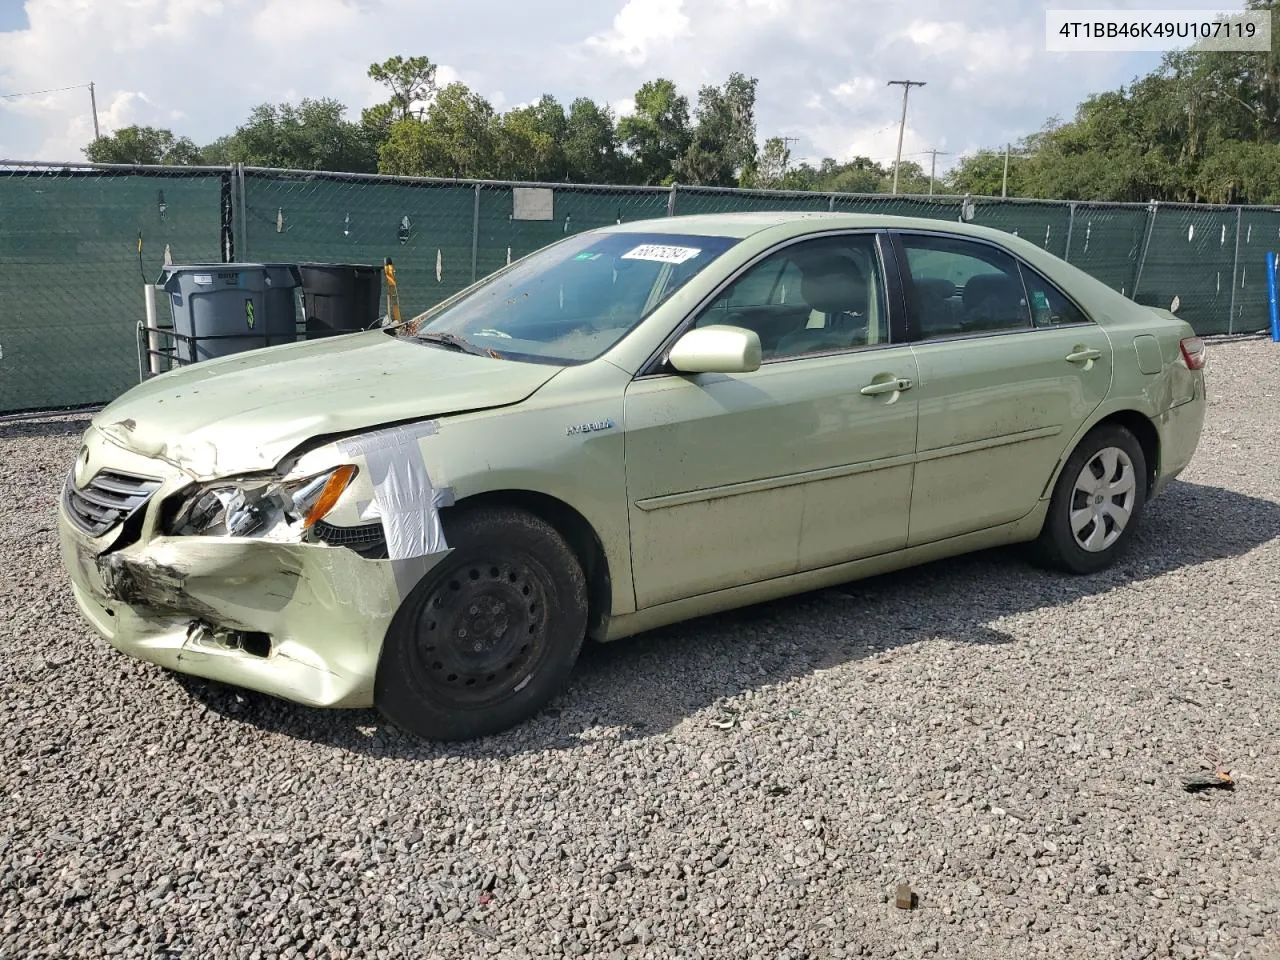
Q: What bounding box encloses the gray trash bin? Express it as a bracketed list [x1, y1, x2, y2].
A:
[159, 263, 296, 363]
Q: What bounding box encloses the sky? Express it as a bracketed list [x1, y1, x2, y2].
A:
[0, 0, 1250, 174]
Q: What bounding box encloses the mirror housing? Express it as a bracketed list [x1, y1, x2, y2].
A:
[668, 325, 762, 374]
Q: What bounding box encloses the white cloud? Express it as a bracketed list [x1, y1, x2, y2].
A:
[584, 0, 692, 67]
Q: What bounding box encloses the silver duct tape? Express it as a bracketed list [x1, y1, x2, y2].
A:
[338, 422, 452, 595]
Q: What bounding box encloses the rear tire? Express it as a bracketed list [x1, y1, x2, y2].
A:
[374, 507, 588, 741]
[1033, 424, 1148, 575]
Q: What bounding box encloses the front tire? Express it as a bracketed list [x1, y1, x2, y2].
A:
[374, 507, 589, 741]
[1033, 424, 1148, 575]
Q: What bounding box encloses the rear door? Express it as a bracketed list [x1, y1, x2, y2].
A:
[891, 230, 1113, 546]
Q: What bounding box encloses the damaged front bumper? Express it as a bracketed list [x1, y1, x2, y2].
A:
[58, 474, 445, 711]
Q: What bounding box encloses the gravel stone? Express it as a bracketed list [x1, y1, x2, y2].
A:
[3, 338, 1280, 958]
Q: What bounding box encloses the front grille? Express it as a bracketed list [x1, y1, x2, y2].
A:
[64, 469, 162, 537]
[312, 519, 388, 558]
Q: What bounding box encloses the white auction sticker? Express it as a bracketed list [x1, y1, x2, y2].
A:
[621, 244, 701, 265]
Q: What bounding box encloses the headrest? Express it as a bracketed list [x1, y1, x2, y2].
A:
[799, 253, 868, 315]
[962, 272, 1022, 309]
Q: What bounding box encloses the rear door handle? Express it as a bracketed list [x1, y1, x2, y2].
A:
[1065, 348, 1102, 364]
[860, 377, 914, 396]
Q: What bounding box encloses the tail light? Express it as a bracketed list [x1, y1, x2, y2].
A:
[1179, 336, 1206, 370]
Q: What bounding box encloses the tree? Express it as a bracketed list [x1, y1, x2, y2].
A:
[617, 78, 691, 184]
[747, 136, 792, 188]
[673, 73, 759, 186]
[221, 99, 377, 172]
[563, 97, 623, 182]
[378, 82, 498, 178]
[83, 126, 201, 165]
[363, 55, 440, 145]
[497, 95, 567, 180]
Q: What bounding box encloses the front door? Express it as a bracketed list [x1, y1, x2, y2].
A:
[892, 230, 1114, 546]
[622, 232, 920, 610]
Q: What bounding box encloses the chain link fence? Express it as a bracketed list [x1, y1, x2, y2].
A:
[2, 159, 1277, 414]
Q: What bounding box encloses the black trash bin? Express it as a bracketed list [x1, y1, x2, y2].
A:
[262, 262, 304, 334]
[297, 263, 383, 339]
[160, 263, 289, 363]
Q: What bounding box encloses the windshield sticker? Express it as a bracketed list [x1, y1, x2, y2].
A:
[573, 252, 602, 261]
[621, 244, 701, 265]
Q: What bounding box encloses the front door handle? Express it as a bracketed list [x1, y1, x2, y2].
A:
[1065, 347, 1102, 365]
[860, 377, 914, 396]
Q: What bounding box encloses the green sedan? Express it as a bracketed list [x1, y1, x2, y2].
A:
[58, 212, 1207, 740]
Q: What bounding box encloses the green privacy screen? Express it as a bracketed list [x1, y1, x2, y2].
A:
[1, 161, 1276, 414]
[0, 167, 225, 413]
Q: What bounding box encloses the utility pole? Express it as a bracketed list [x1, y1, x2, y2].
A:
[781, 136, 800, 173]
[88, 81, 100, 140]
[887, 80, 926, 195]
[925, 149, 950, 196]
[1002, 142, 1010, 198]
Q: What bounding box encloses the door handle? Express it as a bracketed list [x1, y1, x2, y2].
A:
[1065, 347, 1102, 364]
[860, 377, 913, 396]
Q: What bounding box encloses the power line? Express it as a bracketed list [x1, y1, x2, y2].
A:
[0, 82, 90, 101]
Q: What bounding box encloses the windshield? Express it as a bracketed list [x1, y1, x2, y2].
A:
[403, 231, 740, 364]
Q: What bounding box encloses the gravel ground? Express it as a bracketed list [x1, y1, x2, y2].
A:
[3, 337, 1280, 960]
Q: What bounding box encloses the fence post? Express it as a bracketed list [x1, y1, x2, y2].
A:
[668, 183, 679, 217]
[1132, 200, 1158, 299]
[219, 168, 235, 263]
[1228, 205, 1242, 334]
[471, 184, 480, 285]
[235, 163, 249, 261]
[828, 193, 837, 212]
[1064, 202, 1077, 262]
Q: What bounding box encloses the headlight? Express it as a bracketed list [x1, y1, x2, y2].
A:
[171, 465, 358, 537]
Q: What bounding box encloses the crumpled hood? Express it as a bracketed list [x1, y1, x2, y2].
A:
[92, 330, 562, 479]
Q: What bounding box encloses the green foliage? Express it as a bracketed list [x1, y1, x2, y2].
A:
[673, 73, 758, 186]
[364, 55, 439, 132]
[378, 82, 499, 179]
[617, 79, 692, 185]
[563, 98, 625, 183]
[218, 99, 377, 173]
[83, 126, 201, 166]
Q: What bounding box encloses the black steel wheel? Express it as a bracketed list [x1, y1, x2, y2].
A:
[374, 507, 588, 741]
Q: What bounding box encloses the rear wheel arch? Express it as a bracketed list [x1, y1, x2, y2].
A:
[1091, 411, 1160, 496]
[445, 490, 613, 639]
[1044, 408, 1161, 501]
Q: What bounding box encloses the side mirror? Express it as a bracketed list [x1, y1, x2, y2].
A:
[668, 324, 762, 374]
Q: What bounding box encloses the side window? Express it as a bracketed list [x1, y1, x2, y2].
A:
[898, 234, 1033, 339]
[1018, 263, 1092, 327]
[693, 235, 888, 361]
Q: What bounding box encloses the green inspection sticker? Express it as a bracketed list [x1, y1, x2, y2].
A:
[1032, 290, 1050, 312]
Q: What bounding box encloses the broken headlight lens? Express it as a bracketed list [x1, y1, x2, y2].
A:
[172, 465, 358, 537]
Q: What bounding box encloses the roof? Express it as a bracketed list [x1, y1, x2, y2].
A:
[600, 210, 1008, 242]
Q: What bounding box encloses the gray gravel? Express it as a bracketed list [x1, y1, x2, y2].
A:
[3, 337, 1280, 960]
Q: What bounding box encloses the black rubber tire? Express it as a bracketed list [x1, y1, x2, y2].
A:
[1033, 424, 1148, 575]
[374, 507, 588, 741]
